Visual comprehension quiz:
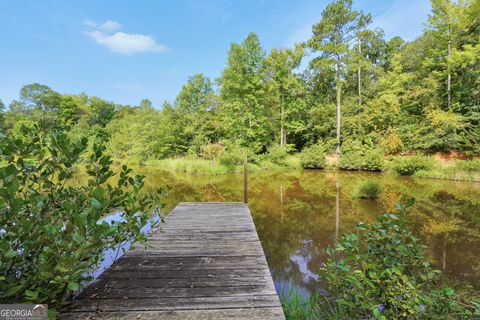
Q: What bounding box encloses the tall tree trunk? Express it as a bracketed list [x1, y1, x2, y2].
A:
[447, 41, 451, 110]
[280, 124, 284, 145]
[335, 179, 340, 246]
[358, 38, 362, 109]
[280, 100, 284, 145]
[336, 60, 342, 155]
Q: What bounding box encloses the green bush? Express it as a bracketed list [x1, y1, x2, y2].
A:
[454, 158, 480, 173]
[200, 142, 224, 161]
[264, 144, 295, 165]
[300, 143, 327, 169]
[219, 147, 244, 168]
[321, 208, 479, 319]
[356, 180, 382, 199]
[339, 141, 384, 171]
[390, 155, 436, 176]
[0, 127, 162, 310]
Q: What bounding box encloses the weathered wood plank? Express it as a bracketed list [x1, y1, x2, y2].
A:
[92, 268, 271, 281]
[62, 307, 285, 320]
[66, 295, 282, 312]
[110, 255, 268, 271]
[79, 285, 277, 299]
[61, 202, 284, 319]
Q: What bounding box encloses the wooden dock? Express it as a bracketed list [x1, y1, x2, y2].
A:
[62, 202, 284, 319]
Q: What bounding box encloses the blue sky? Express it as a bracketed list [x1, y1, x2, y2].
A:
[0, 0, 431, 108]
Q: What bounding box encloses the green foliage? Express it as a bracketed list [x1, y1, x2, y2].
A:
[389, 155, 436, 176]
[300, 143, 327, 169]
[414, 158, 480, 182]
[2, 0, 480, 165]
[321, 208, 479, 319]
[264, 144, 295, 165]
[381, 128, 404, 155]
[281, 289, 347, 320]
[58, 96, 80, 126]
[307, 0, 371, 153]
[200, 143, 224, 161]
[219, 144, 245, 169]
[174, 73, 219, 153]
[265, 45, 307, 146]
[88, 97, 116, 128]
[0, 99, 5, 133]
[0, 127, 162, 308]
[356, 179, 382, 199]
[413, 110, 466, 152]
[20, 83, 61, 113]
[339, 141, 384, 171]
[219, 32, 272, 151]
[154, 157, 229, 175]
[454, 158, 480, 173]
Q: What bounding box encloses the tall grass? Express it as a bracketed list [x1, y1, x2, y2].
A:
[143, 155, 300, 175]
[146, 158, 230, 175]
[415, 159, 480, 182]
[280, 289, 348, 320]
[356, 180, 382, 199]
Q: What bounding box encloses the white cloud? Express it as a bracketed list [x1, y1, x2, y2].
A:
[82, 19, 97, 27]
[84, 20, 169, 55]
[99, 20, 122, 32]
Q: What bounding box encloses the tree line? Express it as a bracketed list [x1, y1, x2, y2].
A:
[1, 0, 479, 160]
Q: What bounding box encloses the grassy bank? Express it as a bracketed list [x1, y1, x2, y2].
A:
[413, 159, 480, 182]
[114, 151, 480, 182]
[142, 155, 301, 175]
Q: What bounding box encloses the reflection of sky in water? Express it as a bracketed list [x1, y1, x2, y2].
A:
[87, 212, 159, 282]
[276, 240, 322, 298]
[275, 279, 310, 300]
[289, 255, 320, 282]
[290, 240, 320, 283]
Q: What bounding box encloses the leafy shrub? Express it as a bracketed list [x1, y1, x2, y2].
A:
[390, 155, 436, 176]
[219, 147, 244, 168]
[454, 158, 480, 173]
[356, 180, 382, 199]
[321, 207, 479, 319]
[264, 144, 295, 165]
[339, 141, 384, 171]
[200, 142, 224, 161]
[0, 127, 162, 310]
[300, 143, 327, 169]
[381, 127, 404, 155]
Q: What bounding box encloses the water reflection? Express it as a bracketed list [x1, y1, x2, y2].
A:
[135, 167, 480, 295]
[90, 213, 159, 280]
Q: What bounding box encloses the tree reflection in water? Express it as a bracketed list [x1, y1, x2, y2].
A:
[135, 167, 480, 296]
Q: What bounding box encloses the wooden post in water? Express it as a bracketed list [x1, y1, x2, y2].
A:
[243, 149, 248, 203]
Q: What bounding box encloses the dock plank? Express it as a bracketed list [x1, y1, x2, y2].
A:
[62, 202, 284, 319]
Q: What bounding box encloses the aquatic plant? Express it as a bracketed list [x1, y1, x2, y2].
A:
[356, 179, 382, 199]
[281, 289, 348, 320]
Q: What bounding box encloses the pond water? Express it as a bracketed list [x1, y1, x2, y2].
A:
[136, 168, 480, 295]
